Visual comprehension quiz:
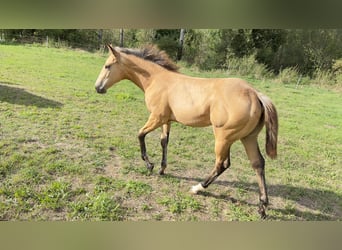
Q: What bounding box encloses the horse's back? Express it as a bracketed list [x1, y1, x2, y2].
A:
[162, 75, 262, 131]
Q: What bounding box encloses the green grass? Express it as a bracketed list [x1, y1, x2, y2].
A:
[0, 44, 341, 221]
[157, 192, 201, 214]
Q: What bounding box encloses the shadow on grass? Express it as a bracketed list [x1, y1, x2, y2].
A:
[165, 173, 342, 221]
[0, 83, 63, 108]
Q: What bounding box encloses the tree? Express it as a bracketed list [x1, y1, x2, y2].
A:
[251, 29, 287, 73]
[119, 29, 124, 47]
[153, 29, 180, 59]
[230, 29, 251, 58]
[1, 29, 341, 77]
[177, 29, 185, 61]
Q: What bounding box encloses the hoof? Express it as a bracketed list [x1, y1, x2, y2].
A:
[146, 162, 154, 172]
[258, 204, 267, 219]
[259, 211, 267, 220]
[190, 183, 205, 194]
[158, 169, 165, 175]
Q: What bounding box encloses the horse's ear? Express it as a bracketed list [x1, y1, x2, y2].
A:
[107, 44, 121, 62]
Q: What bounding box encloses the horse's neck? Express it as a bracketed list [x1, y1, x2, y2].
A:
[125, 70, 147, 91]
[124, 57, 159, 92]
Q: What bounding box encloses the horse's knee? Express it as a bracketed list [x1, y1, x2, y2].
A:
[138, 132, 146, 142]
[218, 156, 231, 173]
[251, 156, 265, 171]
[217, 163, 227, 175]
[160, 136, 168, 148]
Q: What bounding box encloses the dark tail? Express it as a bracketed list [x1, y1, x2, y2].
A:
[257, 93, 278, 159]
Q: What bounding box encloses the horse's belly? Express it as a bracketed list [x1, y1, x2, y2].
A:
[170, 110, 211, 127]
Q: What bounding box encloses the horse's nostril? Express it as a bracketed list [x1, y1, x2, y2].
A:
[95, 86, 107, 94]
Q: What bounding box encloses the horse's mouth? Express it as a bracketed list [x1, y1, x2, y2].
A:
[95, 86, 107, 94]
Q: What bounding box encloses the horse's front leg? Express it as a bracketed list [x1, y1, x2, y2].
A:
[159, 122, 171, 175]
[138, 114, 163, 173]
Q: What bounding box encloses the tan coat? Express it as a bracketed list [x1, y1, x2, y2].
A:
[95, 45, 278, 218]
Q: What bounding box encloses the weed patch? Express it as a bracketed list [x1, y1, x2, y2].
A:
[157, 192, 201, 214]
[69, 192, 124, 221]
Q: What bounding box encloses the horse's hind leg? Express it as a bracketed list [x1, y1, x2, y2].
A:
[241, 136, 268, 219]
[159, 122, 171, 175]
[191, 137, 231, 194]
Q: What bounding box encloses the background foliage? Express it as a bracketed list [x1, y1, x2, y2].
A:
[1, 29, 341, 84]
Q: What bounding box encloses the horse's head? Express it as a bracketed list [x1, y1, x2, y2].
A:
[95, 44, 125, 94]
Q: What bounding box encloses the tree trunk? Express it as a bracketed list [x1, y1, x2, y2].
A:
[119, 29, 124, 47]
[97, 29, 103, 49]
[177, 29, 185, 61]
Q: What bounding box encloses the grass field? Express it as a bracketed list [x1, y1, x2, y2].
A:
[0, 44, 341, 221]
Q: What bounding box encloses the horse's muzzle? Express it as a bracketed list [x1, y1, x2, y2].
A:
[95, 86, 107, 94]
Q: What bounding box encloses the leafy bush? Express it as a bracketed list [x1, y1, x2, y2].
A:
[226, 54, 272, 80]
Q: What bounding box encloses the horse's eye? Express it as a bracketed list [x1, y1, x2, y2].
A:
[105, 64, 111, 69]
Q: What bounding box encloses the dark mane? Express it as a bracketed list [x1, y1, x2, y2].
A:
[119, 45, 179, 72]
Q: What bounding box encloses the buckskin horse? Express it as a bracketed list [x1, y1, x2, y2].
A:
[95, 44, 278, 218]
